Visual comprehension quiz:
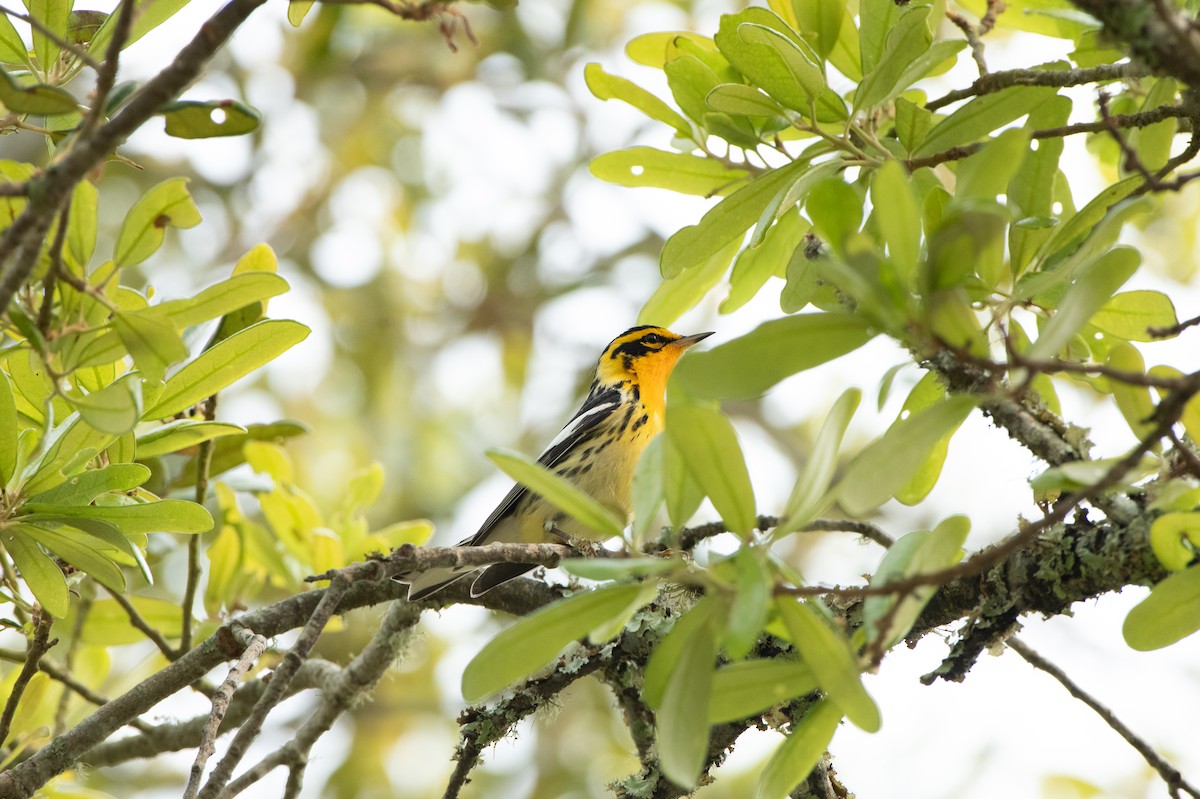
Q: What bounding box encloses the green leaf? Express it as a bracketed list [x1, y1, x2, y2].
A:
[859, 0, 901, 74]
[26, 463, 150, 506]
[709, 658, 818, 723]
[0, 368, 16, 485]
[660, 158, 810, 278]
[589, 147, 748, 197]
[0, 13, 30, 68]
[854, 6, 932, 111]
[721, 209, 807, 315]
[559, 556, 682, 581]
[1106, 342, 1156, 440]
[625, 31, 717, 69]
[461, 583, 656, 701]
[1149, 513, 1200, 572]
[756, 700, 843, 799]
[1026, 246, 1141, 361]
[584, 63, 690, 137]
[29, 0, 68, 76]
[666, 405, 756, 536]
[862, 516, 969, 649]
[161, 99, 262, 139]
[1127, 79, 1178, 172]
[724, 548, 773, 659]
[143, 319, 310, 419]
[157, 272, 291, 329]
[870, 160, 920, 284]
[777, 597, 880, 731]
[135, 420, 246, 459]
[114, 309, 189, 383]
[805, 178, 862, 254]
[171, 420, 308, 487]
[1008, 96, 1072, 275]
[1124, 566, 1200, 650]
[705, 83, 784, 117]
[893, 372, 956, 505]
[776, 388, 860, 536]
[486, 448, 625, 539]
[631, 434, 665, 545]
[656, 608, 719, 789]
[69, 373, 142, 435]
[955, 128, 1033, 202]
[639, 237, 741, 327]
[113, 178, 203, 268]
[645, 596, 724, 707]
[789, 0, 844, 59]
[914, 86, 1058, 157]
[663, 434, 705, 530]
[65, 179, 98, 274]
[837, 395, 975, 516]
[0, 68, 78, 115]
[1030, 177, 1142, 274]
[22, 500, 214, 535]
[734, 22, 826, 112]
[894, 97, 933, 154]
[15, 523, 125, 593]
[23, 412, 117, 496]
[0, 529, 68, 617]
[288, 0, 315, 26]
[1089, 291, 1177, 342]
[674, 313, 875, 400]
[90, 0, 190, 54]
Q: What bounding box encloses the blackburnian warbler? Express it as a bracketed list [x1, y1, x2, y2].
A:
[403, 325, 712, 600]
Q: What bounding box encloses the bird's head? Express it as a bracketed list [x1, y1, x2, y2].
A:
[595, 325, 713, 412]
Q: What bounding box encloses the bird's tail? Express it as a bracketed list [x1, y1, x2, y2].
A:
[398, 566, 474, 602]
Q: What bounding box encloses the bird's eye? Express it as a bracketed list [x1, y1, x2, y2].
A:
[643, 334, 664, 345]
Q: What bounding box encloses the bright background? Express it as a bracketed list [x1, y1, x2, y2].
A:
[3, 0, 1200, 796]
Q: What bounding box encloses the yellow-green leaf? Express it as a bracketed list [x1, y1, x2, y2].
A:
[589, 147, 748, 197]
[22, 500, 214, 535]
[461, 583, 656, 702]
[1124, 566, 1200, 651]
[486, 448, 625, 539]
[776, 388, 860, 536]
[1090, 291, 1178, 342]
[656, 606, 719, 789]
[135, 420, 246, 459]
[756, 700, 843, 799]
[1149, 512, 1200, 572]
[777, 597, 880, 731]
[666, 405, 756, 536]
[161, 99, 261, 139]
[1, 530, 68, 617]
[143, 320, 310, 419]
[709, 658, 818, 724]
[114, 178, 202, 268]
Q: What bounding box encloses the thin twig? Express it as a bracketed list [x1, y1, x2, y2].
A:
[183, 628, 268, 799]
[36, 199, 71, 335]
[181, 394, 218, 655]
[946, 11, 988, 76]
[1008, 638, 1200, 799]
[103, 587, 178, 661]
[217, 601, 422, 798]
[0, 610, 57, 748]
[52, 580, 92, 736]
[927, 62, 1152, 112]
[75, 0, 136, 143]
[196, 575, 352, 799]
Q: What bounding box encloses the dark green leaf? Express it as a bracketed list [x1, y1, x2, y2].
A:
[16, 523, 126, 593]
[161, 99, 261, 139]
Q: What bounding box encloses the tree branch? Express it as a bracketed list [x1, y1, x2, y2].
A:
[0, 610, 56, 751]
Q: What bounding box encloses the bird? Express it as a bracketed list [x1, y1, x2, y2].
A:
[401, 325, 713, 601]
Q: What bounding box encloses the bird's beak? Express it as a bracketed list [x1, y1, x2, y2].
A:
[674, 331, 715, 349]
